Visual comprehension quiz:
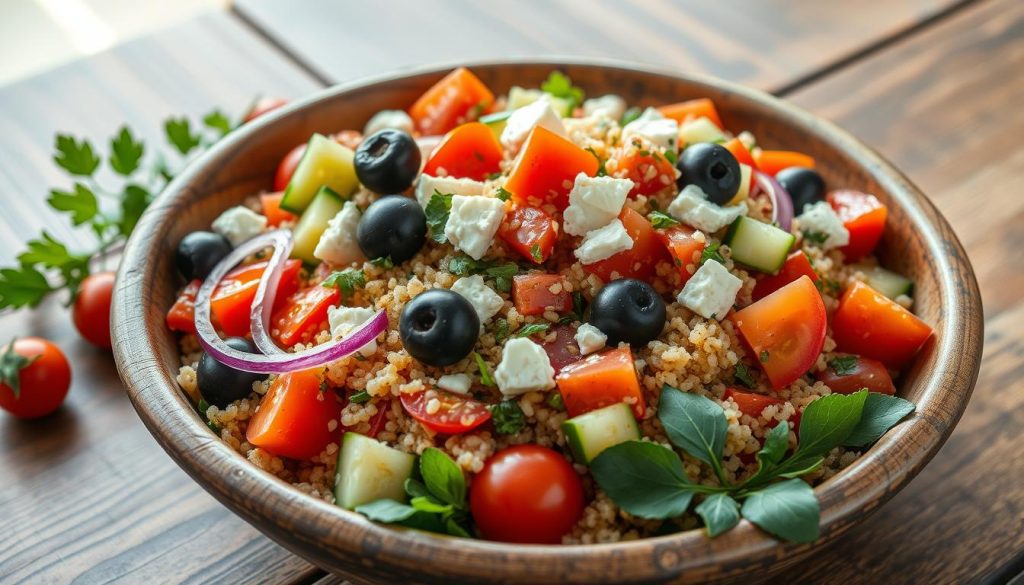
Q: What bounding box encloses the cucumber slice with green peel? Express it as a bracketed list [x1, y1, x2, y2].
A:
[334, 432, 415, 510]
[724, 216, 796, 274]
[480, 111, 512, 139]
[291, 186, 346, 264]
[505, 86, 572, 117]
[856, 264, 914, 299]
[679, 116, 726, 145]
[561, 402, 640, 464]
[280, 133, 358, 213]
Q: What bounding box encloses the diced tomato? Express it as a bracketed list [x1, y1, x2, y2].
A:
[512, 274, 572, 316]
[827, 190, 887, 262]
[723, 138, 756, 169]
[541, 324, 584, 373]
[723, 387, 783, 417]
[400, 389, 491, 434]
[498, 205, 558, 264]
[658, 98, 723, 129]
[505, 126, 598, 211]
[270, 285, 340, 347]
[816, 354, 896, 395]
[333, 130, 363, 150]
[260, 192, 297, 227]
[656, 224, 705, 283]
[166, 279, 201, 333]
[246, 369, 343, 460]
[752, 251, 819, 301]
[732, 276, 827, 390]
[615, 139, 677, 197]
[210, 259, 302, 337]
[832, 282, 932, 369]
[409, 67, 494, 136]
[584, 207, 668, 281]
[556, 347, 645, 419]
[422, 122, 503, 181]
[752, 150, 815, 176]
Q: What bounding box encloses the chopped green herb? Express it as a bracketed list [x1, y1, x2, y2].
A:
[349, 390, 372, 404]
[487, 171, 503, 181]
[370, 256, 394, 269]
[828, 355, 858, 376]
[489, 399, 526, 435]
[648, 210, 680, 229]
[447, 254, 518, 293]
[425, 191, 454, 244]
[495, 186, 512, 202]
[802, 230, 829, 245]
[585, 147, 607, 176]
[734, 363, 756, 389]
[529, 243, 543, 263]
[540, 71, 584, 108]
[515, 322, 550, 338]
[473, 352, 495, 387]
[620, 107, 642, 126]
[493, 318, 511, 343]
[547, 392, 565, 411]
[759, 350, 771, 363]
[322, 268, 366, 300]
[701, 242, 726, 265]
[665, 148, 678, 165]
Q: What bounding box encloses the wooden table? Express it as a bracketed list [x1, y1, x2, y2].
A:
[0, 1, 1020, 583]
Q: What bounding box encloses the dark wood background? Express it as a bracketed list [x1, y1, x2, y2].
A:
[0, 0, 1020, 583]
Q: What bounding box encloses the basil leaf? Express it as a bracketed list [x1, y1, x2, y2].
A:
[590, 441, 696, 519]
[759, 422, 790, 467]
[355, 499, 418, 523]
[827, 355, 857, 376]
[658, 385, 727, 467]
[844, 393, 915, 447]
[445, 517, 472, 538]
[695, 493, 740, 537]
[740, 479, 820, 543]
[796, 390, 868, 457]
[775, 455, 824, 479]
[419, 447, 466, 507]
[409, 496, 454, 514]
[404, 478, 432, 500]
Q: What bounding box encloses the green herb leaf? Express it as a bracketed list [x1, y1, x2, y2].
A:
[515, 322, 550, 338]
[541, 71, 584, 108]
[658, 385, 728, 469]
[18, 232, 73, 268]
[794, 390, 868, 457]
[620, 107, 643, 126]
[843, 393, 914, 447]
[759, 350, 771, 363]
[118, 184, 150, 237]
[322, 268, 366, 300]
[202, 110, 234, 137]
[489, 399, 526, 435]
[740, 478, 820, 543]
[0, 338, 40, 398]
[355, 499, 419, 523]
[495, 186, 512, 202]
[108, 126, 144, 176]
[48, 183, 98, 226]
[53, 135, 100, 176]
[404, 477, 432, 500]
[827, 355, 857, 376]
[473, 352, 494, 387]
[744, 422, 793, 486]
[409, 496, 454, 515]
[164, 117, 201, 155]
[585, 147, 607, 176]
[572, 291, 587, 321]
[733, 363, 756, 389]
[369, 256, 394, 269]
[696, 493, 741, 537]
[420, 447, 466, 508]
[547, 392, 564, 411]
[349, 390, 371, 404]
[529, 243, 543, 263]
[425, 191, 453, 244]
[493, 318, 511, 343]
[802, 230, 829, 245]
[701, 242, 725, 265]
[648, 210, 679, 229]
[447, 254, 518, 293]
[590, 441, 696, 519]
[445, 517, 472, 538]
[0, 265, 54, 309]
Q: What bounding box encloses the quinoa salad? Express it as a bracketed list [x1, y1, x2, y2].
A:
[166, 68, 933, 545]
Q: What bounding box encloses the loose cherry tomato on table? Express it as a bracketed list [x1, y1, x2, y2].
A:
[0, 337, 71, 419]
[816, 354, 896, 395]
[409, 67, 494, 136]
[498, 204, 558, 264]
[243, 97, 288, 123]
[469, 445, 584, 544]
[399, 389, 491, 434]
[246, 369, 342, 460]
[422, 122, 502, 181]
[73, 271, 115, 349]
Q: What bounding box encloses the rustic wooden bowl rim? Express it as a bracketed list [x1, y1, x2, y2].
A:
[112, 58, 983, 582]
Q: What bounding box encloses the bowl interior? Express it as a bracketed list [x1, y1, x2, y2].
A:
[113, 61, 982, 584]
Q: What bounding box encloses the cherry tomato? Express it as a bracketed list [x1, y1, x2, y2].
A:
[273, 143, 306, 192]
[270, 285, 340, 347]
[511, 274, 572, 316]
[166, 279, 201, 334]
[827, 190, 887, 262]
[615, 138, 677, 197]
[832, 281, 932, 369]
[541, 324, 584, 373]
[0, 337, 71, 419]
[422, 122, 502, 181]
[556, 347, 645, 419]
[752, 251, 819, 301]
[816, 354, 896, 395]
[656, 224, 706, 282]
[498, 204, 558, 264]
[209, 259, 301, 337]
[584, 208, 668, 282]
[470, 445, 584, 544]
[505, 126, 598, 211]
[246, 369, 342, 460]
[399, 389, 491, 434]
[73, 271, 115, 349]
[409, 67, 494, 136]
[732, 276, 827, 390]
[243, 97, 287, 123]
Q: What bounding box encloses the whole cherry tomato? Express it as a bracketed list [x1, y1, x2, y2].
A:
[73, 271, 115, 349]
[0, 337, 71, 419]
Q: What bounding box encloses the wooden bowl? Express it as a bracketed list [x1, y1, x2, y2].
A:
[111, 60, 982, 584]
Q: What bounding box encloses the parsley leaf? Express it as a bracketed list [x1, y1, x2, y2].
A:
[118, 184, 150, 237]
[349, 390, 371, 404]
[490, 399, 526, 435]
[827, 355, 857, 375]
[585, 147, 607, 176]
[701, 242, 725, 265]
[734, 363, 756, 389]
[843, 393, 914, 447]
[695, 493, 741, 537]
[447, 254, 518, 293]
[648, 210, 679, 229]
[420, 447, 466, 507]
[620, 107, 643, 126]
[322, 268, 366, 300]
[493, 318, 511, 343]
[0, 265, 54, 309]
[202, 110, 234, 137]
[370, 256, 394, 269]
[529, 243, 543, 263]
[495, 186, 512, 202]
[53, 135, 100, 176]
[759, 350, 771, 363]
[547, 392, 564, 411]
[164, 117, 201, 155]
[473, 352, 495, 387]
[109, 126, 144, 176]
[658, 385, 729, 483]
[48, 184, 98, 226]
[740, 479, 820, 543]
[802, 230, 829, 245]
[515, 322, 550, 338]
[540, 71, 584, 108]
[425, 191, 453, 244]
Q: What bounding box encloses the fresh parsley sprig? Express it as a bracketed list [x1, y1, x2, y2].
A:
[541, 71, 584, 109]
[447, 254, 519, 293]
[323, 268, 366, 301]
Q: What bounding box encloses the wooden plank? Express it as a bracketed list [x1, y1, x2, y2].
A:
[233, 0, 971, 91]
[0, 11, 324, 585]
[773, 0, 1024, 581]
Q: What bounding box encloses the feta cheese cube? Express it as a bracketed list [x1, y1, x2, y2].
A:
[621, 107, 679, 150]
[437, 373, 472, 395]
[575, 323, 608, 355]
[574, 218, 634, 265]
[327, 305, 378, 356]
[211, 206, 267, 246]
[363, 109, 414, 137]
[444, 195, 505, 260]
[450, 275, 504, 324]
[500, 95, 567, 153]
[583, 94, 626, 121]
[415, 175, 485, 208]
[676, 260, 742, 320]
[667, 185, 748, 233]
[493, 337, 555, 397]
[797, 201, 850, 250]
[313, 201, 364, 267]
[563, 173, 633, 236]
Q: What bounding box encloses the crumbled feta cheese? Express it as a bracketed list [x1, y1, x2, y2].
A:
[667, 185, 748, 233]
[450, 275, 504, 325]
[797, 201, 850, 250]
[444, 195, 505, 260]
[500, 95, 566, 153]
[327, 306, 378, 356]
[563, 173, 633, 236]
[583, 94, 626, 121]
[621, 107, 679, 150]
[313, 201, 364, 266]
[363, 109, 414, 137]
[415, 175, 485, 208]
[211, 206, 267, 246]
[437, 373, 472, 395]
[676, 260, 742, 320]
[575, 323, 608, 355]
[574, 219, 634, 265]
[493, 338, 555, 397]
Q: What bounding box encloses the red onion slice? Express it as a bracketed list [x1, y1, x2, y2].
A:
[193, 230, 387, 374]
[754, 171, 794, 232]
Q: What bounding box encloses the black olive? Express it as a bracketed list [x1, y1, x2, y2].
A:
[776, 167, 826, 212]
[588, 279, 666, 347]
[675, 143, 741, 205]
[197, 337, 265, 408]
[399, 289, 479, 366]
[176, 231, 233, 281]
[357, 195, 427, 264]
[354, 129, 422, 194]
